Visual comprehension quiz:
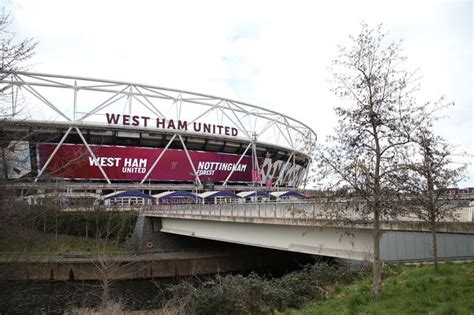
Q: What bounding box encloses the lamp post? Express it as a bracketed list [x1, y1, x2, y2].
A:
[189, 172, 200, 204]
[194, 177, 200, 204]
[251, 132, 259, 202]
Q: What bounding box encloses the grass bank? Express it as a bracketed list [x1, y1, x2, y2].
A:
[0, 229, 124, 255]
[0, 208, 136, 255]
[295, 262, 474, 315]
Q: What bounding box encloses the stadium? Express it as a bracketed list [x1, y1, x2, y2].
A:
[0, 71, 317, 205]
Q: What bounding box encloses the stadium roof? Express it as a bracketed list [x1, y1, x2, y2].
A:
[103, 190, 156, 200]
[270, 191, 307, 198]
[0, 71, 317, 157]
[237, 191, 270, 198]
[153, 190, 200, 200]
[199, 191, 242, 199]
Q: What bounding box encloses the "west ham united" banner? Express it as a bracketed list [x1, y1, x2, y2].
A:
[36, 143, 255, 183]
[36, 143, 307, 186]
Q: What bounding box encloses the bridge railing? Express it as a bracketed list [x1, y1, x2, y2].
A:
[142, 201, 341, 220]
[61, 199, 472, 222]
[141, 200, 473, 222]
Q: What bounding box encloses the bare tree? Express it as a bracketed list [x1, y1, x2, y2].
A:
[0, 7, 37, 182]
[401, 126, 466, 270]
[316, 23, 426, 298]
[0, 8, 37, 109]
[84, 211, 138, 309]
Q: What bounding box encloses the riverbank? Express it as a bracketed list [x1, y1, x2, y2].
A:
[0, 229, 123, 254]
[0, 247, 306, 281]
[0, 225, 315, 281]
[8, 261, 470, 314]
[0, 258, 323, 313]
[294, 261, 474, 314]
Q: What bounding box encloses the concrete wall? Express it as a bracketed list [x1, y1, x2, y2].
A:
[130, 215, 193, 252]
[130, 215, 244, 253]
[381, 231, 474, 262]
[0, 249, 309, 281]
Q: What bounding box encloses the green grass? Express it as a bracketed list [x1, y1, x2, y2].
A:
[294, 262, 474, 315]
[0, 229, 124, 255]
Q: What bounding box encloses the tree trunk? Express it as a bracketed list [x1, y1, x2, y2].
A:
[431, 221, 438, 271]
[55, 214, 58, 243]
[368, 82, 382, 299]
[373, 208, 382, 298]
[1, 147, 8, 180]
[101, 277, 111, 307]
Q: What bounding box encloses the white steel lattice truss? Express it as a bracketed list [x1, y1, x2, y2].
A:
[0, 71, 317, 187]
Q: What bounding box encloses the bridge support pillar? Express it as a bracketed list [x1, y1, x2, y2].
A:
[129, 215, 239, 253]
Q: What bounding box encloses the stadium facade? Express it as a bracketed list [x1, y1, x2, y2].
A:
[0, 72, 317, 194]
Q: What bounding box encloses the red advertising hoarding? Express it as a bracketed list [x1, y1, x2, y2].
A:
[36, 143, 255, 183]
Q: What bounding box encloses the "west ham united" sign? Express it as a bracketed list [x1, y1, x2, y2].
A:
[106, 113, 239, 137]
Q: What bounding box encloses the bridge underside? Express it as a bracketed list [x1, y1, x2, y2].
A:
[156, 217, 474, 262]
[159, 217, 374, 261]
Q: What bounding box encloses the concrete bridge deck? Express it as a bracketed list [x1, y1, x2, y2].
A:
[137, 201, 474, 262]
[141, 201, 474, 232]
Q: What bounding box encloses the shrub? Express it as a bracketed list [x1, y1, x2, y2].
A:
[438, 303, 459, 315]
[14, 207, 137, 242]
[162, 263, 357, 314]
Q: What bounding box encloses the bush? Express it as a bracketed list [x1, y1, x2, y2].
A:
[70, 301, 125, 315]
[13, 207, 137, 242]
[275, 263, 353, 308]
[163, 263, 358, 314]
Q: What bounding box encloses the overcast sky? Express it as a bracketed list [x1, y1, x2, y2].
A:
[6, 0, 474, 185]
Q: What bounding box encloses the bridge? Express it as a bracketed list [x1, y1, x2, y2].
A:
[133, 201, 474, 262]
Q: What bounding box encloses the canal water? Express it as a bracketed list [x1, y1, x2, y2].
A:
[0, 278, 173, 314]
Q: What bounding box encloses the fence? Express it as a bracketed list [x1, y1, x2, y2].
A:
[62, 199, 473, 222]
[142, 201, 335, 220]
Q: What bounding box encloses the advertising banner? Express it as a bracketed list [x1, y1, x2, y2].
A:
[36, 143, 308, 186]
[0, 141, 31, 179]
[36, 143, 255, 183]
